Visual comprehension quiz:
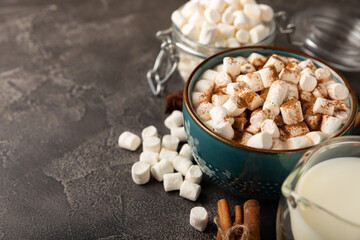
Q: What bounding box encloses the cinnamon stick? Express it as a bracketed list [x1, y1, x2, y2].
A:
[233, 205, 243, 240]
[243, 199, 260, 240]
[217, 199, 234, 240]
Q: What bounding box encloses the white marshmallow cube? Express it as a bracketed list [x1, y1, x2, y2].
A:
[321, 115, 343, 135]
[312, 84, 328, 98]
[247, 53, 267, 67]
[171, 10, 186, 28]
[190, 206, 208, 232]
[280, 100, 304, 125]
[299, 74, 317, 92]
[223, 57, 242, 78]
[286, 136, 313, 149]
[173, 156, 193, 176]
[334, 110, 349, 124]
[327, 83, 349, 100]
[202, 69, 218, 82]
[182, 23, 200, 41]
[261, 119, 280, 138]
[139, 151, 159, 166]
[181, 0, 201, 18]
[211, 94, 230, 106]
[185, 165, 203, 184]
[199, 22, 218, 45]
[131, 162, 151, 185]
[237, 72, 264, 92]
[235, 29, 250, 44]
[143, 136, 161, 153]
[284, 83, 299, 101]
[246, 124, 260, 135]
[214, 38, 227, 48]
[180, 180, 201, 201]
[226, 82, 248, 96]
[222, 6, 236, 25]
[218, 23, 235, 38]
[240, 131, 253, 144]
[213, 120, 235, 140]
[263, 55, 286, 73]
[210, 0, 227, 12]
[250, 109, 270, 128]
[249, 24, 269, 44]
[163, 172, 183, 192]
[306, 131, 327, 145]
[214, 72, 232, 88]
[240, 91, 262, 110]
[272, 138, 287, 150]
[283, 122, 310, 137]
[162, 135, 180, 151]
[209, 106, 233, 124]
[258, 65, 277, 88]
[164, 110, 183, 129]
[189, 11, 204, 28]
[179, 143, 193, 160]
[298, 59, 317, 72]
[118, 131, 141, 151]
[159, 148, 178, 164]
[151, 159, 174, 182]
[204, 8, 221, 24]
[194, 79, 215, 95]
[233, 10, 248, 29]
[246, 132, 273, 149]
[279, 68, 300, 84]
[244, 4, 261, 19]
[240, 62, 256, 74]
[315, 68, 332, 82]
[141, 125, 158, 140]
[259, 4, 274, 22]
[192, 92, 210, 108]
[223, 95, 247, 117]
[226, 38, 241, 48]
[313, 97, 335, 115]
[263, 80, 289, 117]
[196, 102, 215, 121]
[171, 127, 187, 142]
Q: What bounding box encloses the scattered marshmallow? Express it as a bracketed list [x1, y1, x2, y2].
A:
[164, 110, 183, 129]
[327, 83, 349, 100]
[321, 115, 343, 135]
[261, 119, 280, 138]
[185, 165, 203, 184]
[118, 131, 141, 151]
[286, 136, 313, 149]
[171, 127, 187, 142]
[306, 131, 327, 145]
[159, 148, 178, 164]
[141, 125, 158, 139]
[190, 206, 208, 232]
[246, 132, 273, 149]
[179, 143, 193, 160]
[173, 156, 193, 176]
[162, 135, 180, 151]
[143, 136, 161, 153]
[151, 159, 174, 182]
[280, 100, 304, 125]
[163, 172, 183, 192]
[131, 161, 151, 185]
[313, 97, 335, 116]
[139, 151, 159, 166]
[180, 180, 201, 201]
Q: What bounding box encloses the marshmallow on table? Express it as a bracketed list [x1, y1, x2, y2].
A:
[237, 72, 264, 92]
[213, 120, 235, 139]
[283, 122, 310, 137]
[194, 79, 215, 95]
[250, 109, 271, 128]
[299, 74, 317, 92]
[313, 97, 335, 115]
[258, 65, 277, 88]
[143, 136, 161, 153]
[280, 99, 304, 125]
[196, 102, 214, 121]
[173, 156, 193, 176]
[139, 151, 159, 166]
[182, 23, 200, 41]
[263, 80, 289, 117]
[235, 29, 250, 44]
[190, 206, 208, 232]
[202, 69, 218, 82]
[272, 138, 287, 150]
[264, 55, 286, 73]
[223, 95, 247, 117]
[259, 4, 274, 22]
[298, 59, 317, 72]
[315, 68, 332, 82]
[244, 4, 261, 19]
[162, 135, 180, 151]
[214, 71, 232, 88]
[327, 83, 349, 100]
[164, 110, 183, 129]
[312, 84, 328, 98]
[204, 8, 221, 24]
[185, 165, 203, 184]
[249, 24, 269, 44]
[284, 83, 299, 101]
[321, 115, 343, 135]
[192, 92, 210, 108]
[180, 180, 201, 201]
[233, 10, 248, 29]
[222, 6, 236, 25]
[171, 127, 187, 142]
[233, 117, 248, 131]
[223, 57, 243, 78]
[179, 143, 193, 160]
[246, 124, 261, 135]
[159, 148, 178, 163]
[279, 68, 300, 84]
[151, 159, 174, 181]
[171, 10, 186, 28]
[217, 23, 235, 39]
[163, 172, 183, 192]
[247, 53, 267, 67]
[199, 22, 218, 45]
[226, 38, 241, 48]
[209, 106, 234, 124]
[131, 162, 151, 185]
[246, 132, 273, 149]
[304, 114, 322, 131]
[118, 131, 141, 151]
[306, 131, 327, 145]
[261, 119, 280, 138]
[141, 125, 158, 139]
[286, 136, 313, 149]
[211, 94, 230, 106]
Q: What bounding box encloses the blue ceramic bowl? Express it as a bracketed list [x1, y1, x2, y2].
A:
[183, 46, 359, 201]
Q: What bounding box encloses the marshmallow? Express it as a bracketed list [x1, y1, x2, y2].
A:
[223, 57, 242, 78]
[301, 67, 315, 77]
[164, 110, 184, 129]
[315, 68, 332, 82]
[283, 122, 310, 137]
[182, 23, 200, 41]
[173, 156, 193, 176]
[263, 80, 289, 117]
[215, 72, 232, 88]
[334, 110, 349, 124]
[233, 10, 248, 29]
[171, 127, 187, 142]
[118, 131, 141, 151]
[313, 97, 335, 116]
[279, 68, 300, 84]
[237, 72, 264, 92]
[263, 55, 286, 73]
[213, 120, 235, 139]
[304, 114, 322, 131]
[240, 0, 256, 4]
[226, 38, 241, 48]
[250, 109, 270, 128]
[151, 159, 174, 182]
[171, 10, 186, 28]
[298, 59, 317, 72]
[209, 0, 227, 12]
[235, 29, 250, 44]
[286, 136, 313, 149]
[261, 119, 280, 138]
[333, 99, 350, 111]
[312, 83, 328, 98]
[214, 64, 224, 72]
[259, 4, 274, 22]
[196, 102, 215, 121]
[239, 131, 253, 144]
[233, 117, 248, 131]
[284, 83, 299, 101]
[321, 115, 343, 135]
[180, 180, 201, 201]
[199, 22, 218, 45]
[214, 38, 227, 48]
[246, 124, 261, 135]
[240, 91, 262, 110]
[209, 106, 234, 124]
[190, 206, 208, 232]
[288, 58, 300, 64]
[194, 79, 215, 95]
[218, 23, 235, 38]
[141, 125, 158, 139]
[189, 11, 205, 28]
[258, 65, 277, 88]
[131, 162, 151, 185]
[204, 8, 221, 24]
[300, 91, 316, 102]
[249, 24, 269, 44]
[139, 151, 159, 166]
[185, 165, 203, 184]
[163, 172, 183, 192]
[202, 69, 218, 82]
[247, 16, 261, 28]
[222, 6, 236, 25]
[143, 136, 161, 153]
[246, 132, 273, 149]
[223, 95, 247, 117]
[280, 100, 304, 125]
[306, 131, 327, 145]
[226, 82, 248, 96]
[247, 53, 267, 67]
[211, 94, 230, 106]
[327, 83, 349, 100]
[179, 143, 193, 160]
[181, 0, 201, 18]
[224, 0, 238, 8]
[192, 92, 210, 108]
[240, 62, 256, 74]
[162, 135, 180, 151]
[243, 4, 261, 19]
[272, 138, 287, 150]
[159, 148, 178, 164]
[286, 62, 302, 72]
[299, 74, 317, 92]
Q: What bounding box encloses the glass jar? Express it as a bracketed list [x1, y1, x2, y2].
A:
[276, 136, 360, 240]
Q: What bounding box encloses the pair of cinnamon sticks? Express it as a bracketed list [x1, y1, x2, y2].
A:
[216, 199, 260, 240]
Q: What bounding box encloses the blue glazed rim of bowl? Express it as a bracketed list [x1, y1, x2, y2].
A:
[183, 46, 358, 155]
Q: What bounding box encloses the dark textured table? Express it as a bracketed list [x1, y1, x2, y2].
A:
[0, 0, 359, 239]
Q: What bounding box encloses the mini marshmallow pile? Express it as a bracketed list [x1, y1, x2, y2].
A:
[171, 0, 274, 47]
[118, 110, 204, 202]
[191, 53, 350, 150]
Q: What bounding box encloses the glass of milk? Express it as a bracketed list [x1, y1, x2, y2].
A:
[276, 136, 360, 240]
